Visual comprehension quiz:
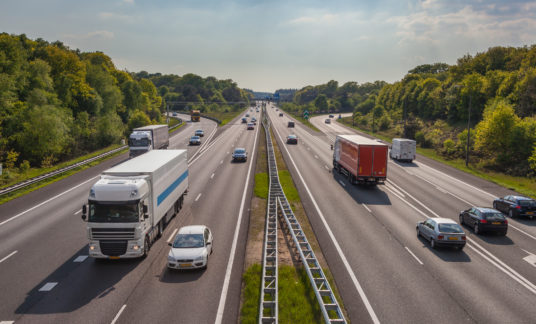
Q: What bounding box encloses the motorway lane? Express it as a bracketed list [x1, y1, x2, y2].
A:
[268, 106, 536, 322]
[0, 116, 218, 323]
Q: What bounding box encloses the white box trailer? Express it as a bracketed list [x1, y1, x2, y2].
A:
[129, 124, 169, 158]
[390, 138, 416, 162]
[82, 150, 188, 259]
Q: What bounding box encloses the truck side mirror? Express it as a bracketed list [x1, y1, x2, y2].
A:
[82, 205, 87, 214]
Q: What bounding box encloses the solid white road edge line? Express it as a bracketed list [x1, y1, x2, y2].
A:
[404, 247, 423, 265]
[338, 180, 346, 187]
[385, 180, 536, 295]
[195, 193, 202, 202]
[0, 251, 17, 264]
[271, 118, 381, 324]
[167, 228, 178, 243]
[0, 175, 100, 228]
[110, 304, 127, 324]
[215, 118, 259, 324]
[363, 204, 372, 213]
[211, 173, 215, 179]
[38, 282, 58, 292]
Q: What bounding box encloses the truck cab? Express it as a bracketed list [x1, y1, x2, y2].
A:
[129, 131, 153, 158]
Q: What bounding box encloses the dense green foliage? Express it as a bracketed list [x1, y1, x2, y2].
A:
[284, 45, 536, 176]
[0, 33, 163, 171]
[134, 71, 251, 116]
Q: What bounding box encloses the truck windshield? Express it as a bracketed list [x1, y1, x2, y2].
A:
[88, 203, 139, 223]
[129, 138, 150, 147]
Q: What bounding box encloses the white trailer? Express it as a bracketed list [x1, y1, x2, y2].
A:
[390, 138, 416, 162]
[129, 124, 169, 158]
[82, 150, 188, 259]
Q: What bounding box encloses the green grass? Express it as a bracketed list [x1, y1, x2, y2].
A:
[278, 170, 300, 202]
[293, 116, 320, 132]
[202, 110, 244, 126]
[240, 264, 323, 324]
[339, 117, 536, 198]
[254, 172, 269, 199]
[0, 147, 128, 205]
[241, 264, 262, 324]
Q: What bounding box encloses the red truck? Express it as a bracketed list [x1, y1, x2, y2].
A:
[333, 135, 388, 185]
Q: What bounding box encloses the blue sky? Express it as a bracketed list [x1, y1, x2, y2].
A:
[1, 0, 536, 91]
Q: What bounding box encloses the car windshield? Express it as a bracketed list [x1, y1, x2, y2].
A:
[88, 202, 139, 223]
[128, 137, 150, 147]
[519, 200, 536, 207]
[438, 223, 464, 233]
[191, 136, 199, 140]
[196, 130, 203, 133]
[234, 149, 246, 154]
[288, 135, 296, 139]
[173, 234, 204, 248]
[484, 212, 506, 221]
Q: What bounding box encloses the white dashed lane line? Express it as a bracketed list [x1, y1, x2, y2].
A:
[38, 282, 58, 292]
[195, 193, 202, 202]
[0, 251, 17, 264]
[73, 255, 88, 263]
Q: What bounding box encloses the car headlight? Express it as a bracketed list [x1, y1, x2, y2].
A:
[194, 255, 205, 262]
[168, 255, 175, 262]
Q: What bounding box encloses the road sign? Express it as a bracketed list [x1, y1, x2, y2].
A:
[303, 110, 309, 119]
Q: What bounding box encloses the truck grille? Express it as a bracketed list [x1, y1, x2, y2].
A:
[99, 240, 128, 256]
[92, 228, 136, 240]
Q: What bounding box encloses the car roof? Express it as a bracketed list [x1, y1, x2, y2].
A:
[177, 225, 206, 235]
[191, 136, 200, 139]
[288, 134, 297, 138]
[511, 196, 533, 201]
[433, 218, 458, 224]
[234, 147, 246, 151]
[196, 129, 203, 132]
[475, 207, 500, 213]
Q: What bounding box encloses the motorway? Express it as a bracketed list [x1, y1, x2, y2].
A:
[268, 106, 536, 323]
[0, 110, 260, 323]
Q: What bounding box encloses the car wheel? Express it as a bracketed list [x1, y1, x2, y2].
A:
[157, 221, 163, 238]
[430, 238, 436, 249]
[501, 230, 507, 236]
[508, 210, 515, 218]
[459, 215, 464, 225]
[458, 245, 465, 251]
[474, 223, 480, 235]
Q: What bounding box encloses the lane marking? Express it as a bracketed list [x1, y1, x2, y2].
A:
[523, 254, 536, 268]
[195, 193, 202, 202]
[215, 118, 260, 324]
[110, 304, 127, 324]
[0, 321, 14, 324]
[271, 118, 380, 324]
[338, 180, 346, 187]
[385, 183, 405, 198]
[324, 165, 330, 171]
[405, 247, 423, 265]
[0, 175, 100, 228]
[0, 251, 17, 264]
[314, 155, 319, 159]
[74, 209, 82, 215]
[385, 179, 536, 296]
[167, 228, 178, 243]
[38, 282, 58, 292]
[363, 204, 371, 213]
[73, 255, 88, 263]
[211, 173, 215, 179]
[220, 160, 223, 164]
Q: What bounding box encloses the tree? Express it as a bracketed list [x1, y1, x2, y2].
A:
[314, 94, 328, 112]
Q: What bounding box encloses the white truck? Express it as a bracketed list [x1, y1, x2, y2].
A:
[129, 124, 169, 158]
[82, 150, 188, 259]
[390, 138, 416, 162]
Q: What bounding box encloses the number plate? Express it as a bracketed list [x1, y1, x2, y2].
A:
[527, 212, 534, 215]
[492, 222, 501, 225]
[448, 237, 458, 241]
[109, 256, 120, 260]
[180, 263, 192, 268]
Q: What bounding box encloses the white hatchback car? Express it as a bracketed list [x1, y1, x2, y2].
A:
[168, 225, 213, 270]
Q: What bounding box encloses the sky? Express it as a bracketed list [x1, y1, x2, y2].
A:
[1, 0, 536, 92]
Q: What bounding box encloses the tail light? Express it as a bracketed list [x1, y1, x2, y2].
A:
[480, 219, 488, 224]
[504, 220, 508, 224]
[461, 236, 466, 241]
[515, 205, 521, 210]
[437, 235, 444, 240]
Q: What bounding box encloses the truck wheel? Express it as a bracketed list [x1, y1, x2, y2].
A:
[157, 221, 163, 238]
[143, 237, 150, 257]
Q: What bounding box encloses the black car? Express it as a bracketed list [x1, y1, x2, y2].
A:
[459, 207, 508, 235]
[287, 121, 295, 128]
[279, 113, 283, 117]
[286, 134, 298, 144]
[493, 195, 536, 219]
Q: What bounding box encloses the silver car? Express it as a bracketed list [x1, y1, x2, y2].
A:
[416, 218, 466, 250]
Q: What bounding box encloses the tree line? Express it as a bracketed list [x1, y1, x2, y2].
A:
[0, 33, 248, 180]
[281, 45, 536, 176]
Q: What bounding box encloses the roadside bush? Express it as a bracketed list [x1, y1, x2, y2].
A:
[442, 139, 456, 156]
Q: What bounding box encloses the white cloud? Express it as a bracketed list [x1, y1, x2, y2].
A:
[98, 12, 135, 23]
[123, 0, 134, 4]
[62, 30, 115, 40]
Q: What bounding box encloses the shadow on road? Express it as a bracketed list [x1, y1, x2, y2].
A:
[416, 235, 471, 262]
[332, 172, 392, 206]
[389, 158, 419, 168]
[159, 267, 205, 284]
[15, 245, 140, 315]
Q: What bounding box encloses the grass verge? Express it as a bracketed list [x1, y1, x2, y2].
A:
[339, 117, 536, 198]
[202, 110, 245, 126]
[0, 147, 127, 205]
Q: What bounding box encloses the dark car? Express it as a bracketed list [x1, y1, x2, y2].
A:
[493, 195, 536, 219]
[416, 218, 466, 250]
[288, 121, 295, 128]
[459, 207, 508, 235]
[195, 129, 204, 137]
[189, 136, 201, 145]
[279, 113, 283, 117]
[241, 117, 248, 123]
[287, 134, 298, 144]
[247, 123, 254, 130]
[232, 148, 247, 162]
[329, 114, 334, 118]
